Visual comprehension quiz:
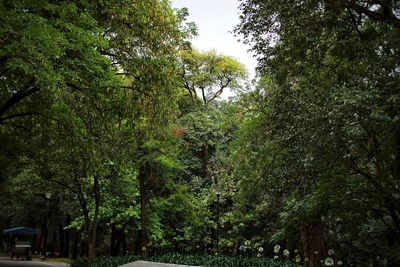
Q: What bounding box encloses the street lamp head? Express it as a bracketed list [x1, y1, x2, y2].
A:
[45, 192, 52, 199]
[216, 187, 221, 197]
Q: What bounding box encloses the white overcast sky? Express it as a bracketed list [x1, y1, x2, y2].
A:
[170, 0, 257, 79]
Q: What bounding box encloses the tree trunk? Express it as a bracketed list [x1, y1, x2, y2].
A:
[110, 223, 126, 256]
[88, 176, 101, 261]
[201, 144, 209, 177]
[59, 222, 64, 257]
[232, 240, 238, 256]
[60, 214, 70, 258]
[139, 166, 149, 257]
[71, 230, 78, 259]
[301, 221, 326, 267]
[41, 215, 49, 257]
[110, 223, 117, 256]
[50, 229, 56, 256]
[37, 225, 44, 255]
[88, 221, 99, 261]
[114, 225, 126, 256]
[121, 232, 127, 256]
[79, 238, 85, 258]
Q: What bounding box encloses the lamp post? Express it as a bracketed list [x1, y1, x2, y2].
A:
[216, 188, 221, 254]
[41, 192, 52, 257]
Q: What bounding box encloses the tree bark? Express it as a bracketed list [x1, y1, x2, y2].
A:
[232, 240, 238, 256]
[88, 176, 101, 261]
[301, 221, 326, 267]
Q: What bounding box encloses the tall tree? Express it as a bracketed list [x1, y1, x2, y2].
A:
[235, 0, 400, 265]
[180, 49, 247, 106]
[0, 0, 189, 260]
[90, 1, 190, 256]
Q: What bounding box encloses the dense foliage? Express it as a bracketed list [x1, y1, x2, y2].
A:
[71, 254, 300, 267]
[1, 0, 398, 266]
[233, 0, 400, 266]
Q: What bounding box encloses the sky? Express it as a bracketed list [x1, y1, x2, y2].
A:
[170, 0, 257, 79]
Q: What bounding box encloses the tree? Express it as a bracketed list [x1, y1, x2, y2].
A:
[180, 49, 247, 106]
[91, 1, 190, 256]
[0, 0, 118, 185]
[235, 0, 400, 265]
[0, 0, 189, 260]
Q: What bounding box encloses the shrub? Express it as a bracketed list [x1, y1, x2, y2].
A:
[71, 254, 301, 267]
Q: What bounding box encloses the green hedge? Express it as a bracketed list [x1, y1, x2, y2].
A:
[71, 254, 301, 267]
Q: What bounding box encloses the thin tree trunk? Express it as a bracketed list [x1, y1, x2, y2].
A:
[51, 229, 56, 256]
[114, 225, 126, 256]
[59, 222, 64, 257]
[121, 232, 127, 256]
[71, 230, 78, 259]
[37, 225, 43, 255]
[79, 231, 85, 258]
[88, 176, 101, 261]
[139, 167, 149, 257]
[110, 223, 117, 256]
[61, 214, 70, 258]
[232, 240, 238, 256]
[201, 144, 209, 177]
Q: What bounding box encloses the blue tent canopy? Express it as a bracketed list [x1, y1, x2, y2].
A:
[3, 227, 40, 235]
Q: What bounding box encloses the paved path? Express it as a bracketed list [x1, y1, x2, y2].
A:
[0, 259, 69, 267]
[120, 261, 200, 267]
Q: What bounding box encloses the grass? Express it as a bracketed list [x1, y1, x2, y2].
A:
[71, 254, 301, 267]
[31, 254, 71, 264]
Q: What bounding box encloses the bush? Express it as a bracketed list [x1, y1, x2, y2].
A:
[71, 254, 301, 267]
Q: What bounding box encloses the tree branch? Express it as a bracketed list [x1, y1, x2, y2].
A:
[0, 82, 39, 118]
[0, 112, 39, 123]
[329, 0, 400, 28]
[121, 85, 150, 97]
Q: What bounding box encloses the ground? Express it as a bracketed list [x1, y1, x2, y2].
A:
[0, 254, 70, 267]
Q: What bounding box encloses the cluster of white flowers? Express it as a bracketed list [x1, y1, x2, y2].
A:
[269, 246, 344, 266]
[235, 241, 346, 266]
[283, 249, 290, 257]
[324, 257, 334, 266]
[295, 255, 301, 263]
